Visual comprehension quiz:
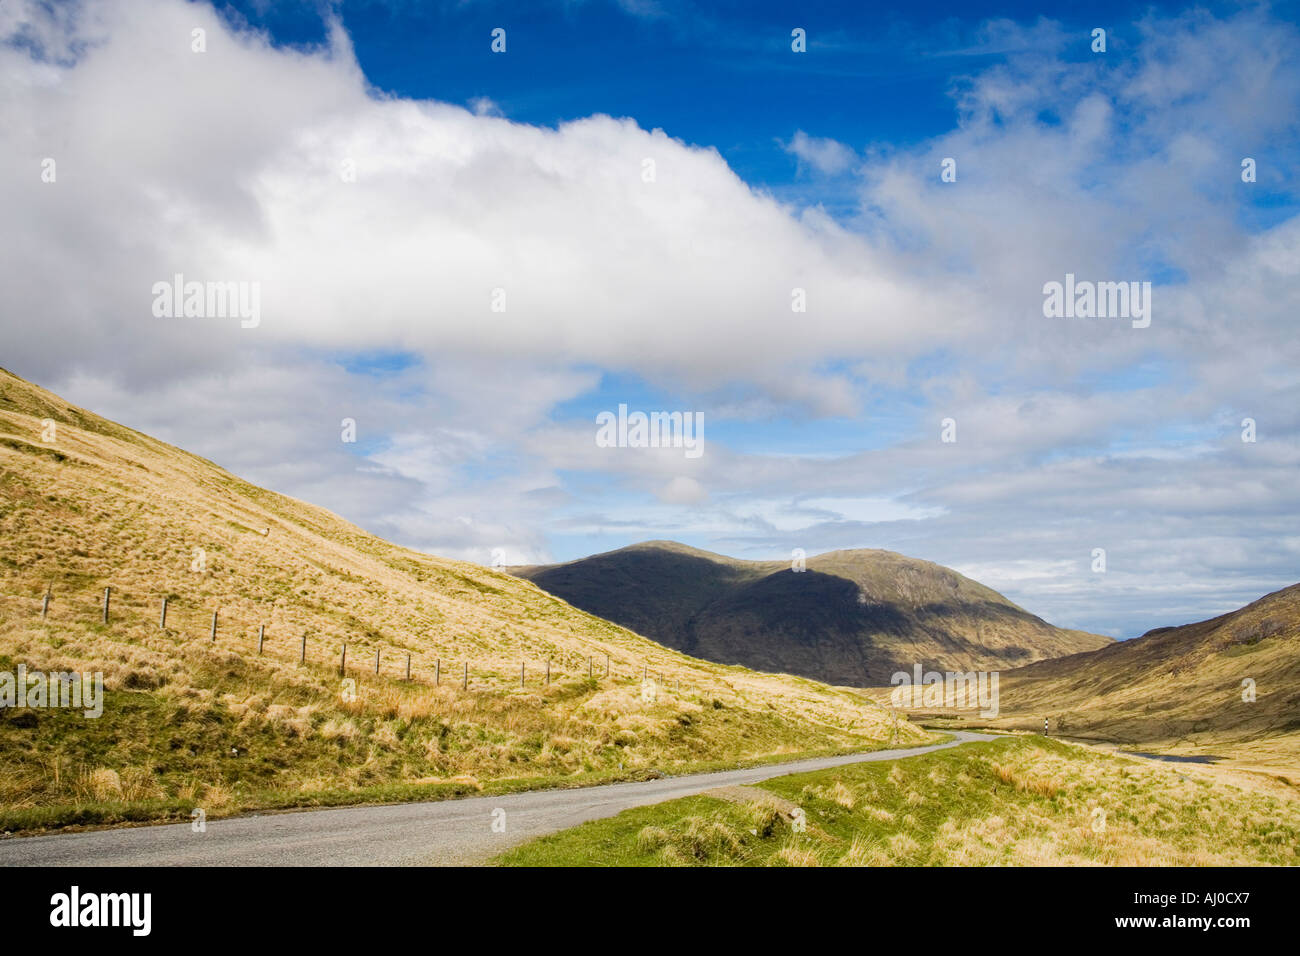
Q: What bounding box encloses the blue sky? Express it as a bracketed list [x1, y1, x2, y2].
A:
[4, 0, 1300, 639]
[230, 0, 1293, 204]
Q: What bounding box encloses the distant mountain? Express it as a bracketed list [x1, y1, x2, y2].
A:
[991, 583, 1300, 762]
[513, 541, 1111, 685]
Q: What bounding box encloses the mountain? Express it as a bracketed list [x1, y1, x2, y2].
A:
[0, 368, 922, 832]
[512, 540, 1111, 685]
[988, 584, 1300, 767]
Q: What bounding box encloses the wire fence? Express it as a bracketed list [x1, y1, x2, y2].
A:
[0, 583, 706, 698]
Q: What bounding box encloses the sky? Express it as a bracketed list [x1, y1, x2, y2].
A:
[2, 0, 1299, 639]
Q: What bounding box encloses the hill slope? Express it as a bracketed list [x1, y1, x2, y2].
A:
[985, 584, 1300, 766]
[0, 368, 925, 832]
[514, 541, 1110, 685]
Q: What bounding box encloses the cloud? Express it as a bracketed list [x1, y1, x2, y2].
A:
[784, 130, 857, 176]
[467, 95, 503, 117]
[657, 475, 707, 504]
[0, 0, 970, 395]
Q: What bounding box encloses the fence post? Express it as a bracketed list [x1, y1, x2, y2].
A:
[463, 661, 468, 690]
[605, 653, 610, 679]
[340, 643, 347, 675]
[41, 591, 50, 620]
[300, 635, 306, 663]
[436, 659, 441, 686]
[546, 659, 550, 685]
[258, 625, 265, 655]
[159, 597, 168, 628]
[102, 587, 111, 624]
[521, 662, 525, 687]
[210, 610, 218, 641]
[406, 653, 411, 681]
[374, 648, 380, 675]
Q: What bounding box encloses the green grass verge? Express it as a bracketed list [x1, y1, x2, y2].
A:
[495, 736, 1300, 867]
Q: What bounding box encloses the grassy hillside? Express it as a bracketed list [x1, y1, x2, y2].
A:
[0, 367, 929, 832]
[497, 736, 1300, 866]
[514, 541, 1110, 686]
[963, 585, 1300, 771]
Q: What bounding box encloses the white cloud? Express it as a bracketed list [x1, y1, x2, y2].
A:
[0, 0, 964, 395]
[657, 476, 707, 504]
[784, 130, 857, 176]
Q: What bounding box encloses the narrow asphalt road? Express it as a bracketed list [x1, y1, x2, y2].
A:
[0, 731, 995, 866]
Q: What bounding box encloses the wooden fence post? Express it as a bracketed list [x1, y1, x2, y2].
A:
[210, 610, 218, 641]
[258, 625, 265, 655]
[102, 587, 111, 624]
[546, 659, 550, 685]
[436, 659, 441, 686]
[159, 597, 168, 628]
[463, 661, 468, 690]
[340, 643, 347, 675]
[300, 635, 306, 663]
[41, 591, 50, 620]
[375, 648, 380, 675]
[406, 653, 411, 681]
[521, 662, 525, 687]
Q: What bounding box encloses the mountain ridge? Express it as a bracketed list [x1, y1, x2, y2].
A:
[513, 540, 1112, 685]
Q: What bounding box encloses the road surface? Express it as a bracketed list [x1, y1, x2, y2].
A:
[0, 730, 995, 866]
